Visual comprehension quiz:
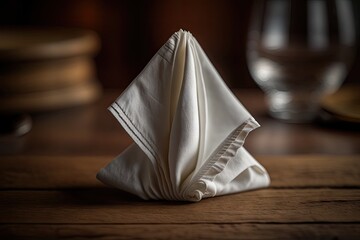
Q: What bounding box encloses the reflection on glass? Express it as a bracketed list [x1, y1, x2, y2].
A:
[247, 0, 357, 122]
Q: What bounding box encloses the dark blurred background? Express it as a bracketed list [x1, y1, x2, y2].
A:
[0, 0, 359, 89]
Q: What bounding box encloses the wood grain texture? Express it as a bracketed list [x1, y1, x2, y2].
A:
[0, 189, 359, 224]
[0, 155, 359, 189]
[1, 223, 359, 240]
[0, 90, 359, 239]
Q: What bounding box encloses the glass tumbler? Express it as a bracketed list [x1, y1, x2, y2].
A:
[247, 0, 357, 122]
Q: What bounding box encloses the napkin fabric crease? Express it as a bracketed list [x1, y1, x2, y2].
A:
[97, 30, 270, 201]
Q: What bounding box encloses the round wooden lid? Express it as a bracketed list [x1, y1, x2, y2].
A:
[0, 28, 100, 61]
[0, 81, 102, 113]
[0, 57, 96, 93]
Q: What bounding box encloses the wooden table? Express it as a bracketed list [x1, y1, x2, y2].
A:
[0, 89, 359, 239]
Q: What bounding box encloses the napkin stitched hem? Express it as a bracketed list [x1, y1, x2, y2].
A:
[196, 117, 259, 181]
[184, 117, 260, 201]
[109, 102, 159, 164]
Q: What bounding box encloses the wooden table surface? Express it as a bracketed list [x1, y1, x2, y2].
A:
[0, 89, 359, 239]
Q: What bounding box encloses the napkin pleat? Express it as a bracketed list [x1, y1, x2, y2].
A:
[169, 38, 201, 195]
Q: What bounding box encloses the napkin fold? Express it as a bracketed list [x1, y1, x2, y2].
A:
[97, 30, 270, 201]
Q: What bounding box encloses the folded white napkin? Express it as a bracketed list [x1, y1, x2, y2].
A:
[97, 30, 270, 201]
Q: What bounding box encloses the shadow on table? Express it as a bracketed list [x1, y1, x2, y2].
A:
[60, 187, 193, 206]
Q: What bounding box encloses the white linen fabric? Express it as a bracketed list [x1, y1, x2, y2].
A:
[97, 30, 270, 201]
